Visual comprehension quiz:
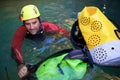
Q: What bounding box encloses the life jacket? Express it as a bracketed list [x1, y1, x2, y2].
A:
[25, 49, 92, 80]
[77, 6, 120, 66]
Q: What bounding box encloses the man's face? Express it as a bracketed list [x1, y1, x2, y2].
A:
[24, 18, 40, 35]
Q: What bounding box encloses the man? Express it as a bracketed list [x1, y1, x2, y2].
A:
[11, 4, 70, 78]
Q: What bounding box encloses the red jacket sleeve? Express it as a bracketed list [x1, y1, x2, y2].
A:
[11, 26, 27, 64]
[42, 22, 70, 38]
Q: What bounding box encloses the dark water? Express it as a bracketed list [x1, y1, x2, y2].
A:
[0, 0, 120, 80]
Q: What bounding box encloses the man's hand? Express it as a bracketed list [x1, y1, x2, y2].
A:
[18, 64, 28, 78]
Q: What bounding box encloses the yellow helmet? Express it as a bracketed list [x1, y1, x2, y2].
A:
[20, 4, 40, 21]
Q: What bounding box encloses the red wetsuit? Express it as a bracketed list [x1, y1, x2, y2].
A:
[12, 22, 70, 65]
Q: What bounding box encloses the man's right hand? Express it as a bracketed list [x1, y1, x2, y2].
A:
[18, 64, 28, 78]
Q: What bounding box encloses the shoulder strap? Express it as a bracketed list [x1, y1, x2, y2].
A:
[70, 20, 86, 48]
[64, 49, 86, 60]
[64, 48, 93, 68]
[114, 30, 120, 39]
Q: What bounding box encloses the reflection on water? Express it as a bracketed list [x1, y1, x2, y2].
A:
[0, 0, 120, 80]
[22, 33, 72, 64]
